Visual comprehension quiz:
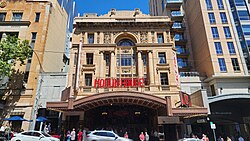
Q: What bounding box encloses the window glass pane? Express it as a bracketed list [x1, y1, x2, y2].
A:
[208, 13, 216, 24]
[12, 13, 23, 21]
[206, 0, 213, 10]
[214, 42, 223, 54]
[211, 27, 219, 38]
[223, 27, 232, 38]
[86, 53, 93, 64]
[217, 0, 224, 9]
[177, 58, 188, 68]
[35, 13, 40, 22]
[157, 33, 164, 43]
[231, 58, 240, 71]
[85, 74, 92, 86]
[220, 12, 228, 23]
[227, 42, 236, 54]
[218, 58, 227, 71]
[238, 10, 250, 20]
[242, 25, 250, 35]
[158, 52, 166, 64]
[88, 34, 94, 44]
[235, 0, 246, 6]
[176, 45, 187, 54]
[160, 73, 169, 85]
[117, 39, 135, 46]
[0, 13, 6, 21]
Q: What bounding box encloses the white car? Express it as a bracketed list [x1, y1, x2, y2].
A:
[86, 130, 133, 141]
[178, 138, 202, 141]
[11, 131, 59, 141]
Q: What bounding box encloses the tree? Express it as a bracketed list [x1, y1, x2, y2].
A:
[0, 35, 32, 77]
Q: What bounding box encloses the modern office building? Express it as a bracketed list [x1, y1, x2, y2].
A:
[47, 9, 208, 140]
[150, 0, 250, 138]
[0, 0, 74, 130]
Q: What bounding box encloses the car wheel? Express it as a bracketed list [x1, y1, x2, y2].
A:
[16, 140, 21, 141]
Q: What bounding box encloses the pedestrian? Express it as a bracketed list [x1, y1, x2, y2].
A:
[145, 131, 150, 141]
[77, 129, 82, 141]
[227, 136, 232, 141]
[139, 132, 145, 141]
[66, 131, 71, 141]
[238, 135, 244, 141]
[124, 132, 128, 138]
[71, 128, 76, 141]
[218, 136, 224, 141]
[202, 134, 209, 141]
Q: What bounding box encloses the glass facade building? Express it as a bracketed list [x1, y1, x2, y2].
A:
[228, 0, 250, 71]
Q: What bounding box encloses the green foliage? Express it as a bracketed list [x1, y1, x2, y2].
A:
[0, 35, 32, 77]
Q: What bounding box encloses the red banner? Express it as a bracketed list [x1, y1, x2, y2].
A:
[94, 78, 144, 88]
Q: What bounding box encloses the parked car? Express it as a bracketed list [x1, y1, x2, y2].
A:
[86, 130, 133, 141]
[11, 131, 59, 141]
[178, 138, 202, 141]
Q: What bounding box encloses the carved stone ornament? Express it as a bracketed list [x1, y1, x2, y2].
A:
[104, 32, 111, 44]
[0, 1, 7, 8]
[140, 32, 148, 43]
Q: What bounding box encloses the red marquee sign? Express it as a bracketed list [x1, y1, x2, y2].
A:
[94, 78, 144, 88]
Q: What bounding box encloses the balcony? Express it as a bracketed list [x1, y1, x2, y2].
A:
[172, 22, 185, 32]
[166, 0, 183, 8]
[171, 11, 184, 20]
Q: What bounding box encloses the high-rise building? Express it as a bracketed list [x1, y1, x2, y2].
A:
[150, 0, 250, 138]
[0, 0, 75, 130]
[47, 9, 208, 140]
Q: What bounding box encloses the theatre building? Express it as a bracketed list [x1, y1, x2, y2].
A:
[47, 9, 207, 140]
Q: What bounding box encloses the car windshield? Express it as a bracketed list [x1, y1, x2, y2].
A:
[41, 132, 51, 137]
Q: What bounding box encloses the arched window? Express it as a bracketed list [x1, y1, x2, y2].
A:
[117, 39, 135, 46]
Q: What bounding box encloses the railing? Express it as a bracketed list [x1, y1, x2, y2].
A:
[180, 72, 200, 77]
[171, 11, 184, 17]
[172, 22, 185, 29]
[167, 0, 183, 3]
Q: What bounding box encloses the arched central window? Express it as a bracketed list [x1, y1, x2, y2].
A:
[117, 39, 135, 46]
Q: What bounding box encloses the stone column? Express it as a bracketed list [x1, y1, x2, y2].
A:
[99, 51, 105, 79]
[137, 51, 144, 78]
[154, 32, 158, 43]
[148, 50, 155, 86]
[94, 32, 98, 44]
[165, 96, 173, 116]
[100, 32, 104, 44]
[163, 31, 168, 43]
[84, 32, 88, 44]
[110, 51, 116, 78]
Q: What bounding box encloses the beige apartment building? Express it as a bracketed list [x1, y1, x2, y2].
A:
[0, 0, 68, 130]
[47, 9, 207, 140]
[151, 0, 250, 138]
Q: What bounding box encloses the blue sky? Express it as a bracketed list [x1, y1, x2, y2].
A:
[75, 0, 149, 16]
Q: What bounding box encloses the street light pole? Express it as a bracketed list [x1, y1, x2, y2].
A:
[29, 50, 44, 130]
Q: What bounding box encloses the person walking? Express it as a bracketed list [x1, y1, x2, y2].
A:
[145, 131, 150, 141]
[139, 132, 145, 141]
[238, 135, 244, 141]
[66, 131, 71, 141]
[227, 136, 232, 141]
[124, 132, 128, 138]
[71, 128, 76, 141]
[77, 129, 82, 141]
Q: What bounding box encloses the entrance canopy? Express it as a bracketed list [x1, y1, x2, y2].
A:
[47, 91, 207, 116]
[47, 91, 167, 111]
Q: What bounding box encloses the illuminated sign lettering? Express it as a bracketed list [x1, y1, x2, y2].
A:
[94, 78, 144, 88]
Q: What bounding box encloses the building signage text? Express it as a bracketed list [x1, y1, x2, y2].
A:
[94, 78, 144, 88]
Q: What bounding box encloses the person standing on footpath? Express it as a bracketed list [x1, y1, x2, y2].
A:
[145, 131, 150, 141]
[77, 129, 82, 141]
[70, 128, 76, 141]
[139, 132, 145, 141]
[124, 132, 128, 138]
